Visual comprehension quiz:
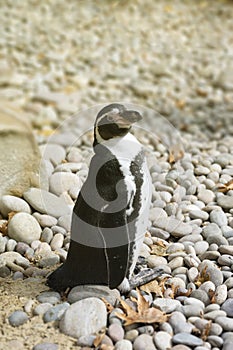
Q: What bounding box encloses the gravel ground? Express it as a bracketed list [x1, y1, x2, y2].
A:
[0, 0, 233, 349]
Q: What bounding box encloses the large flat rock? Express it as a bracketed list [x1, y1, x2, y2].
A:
[0, 102, 48, 197]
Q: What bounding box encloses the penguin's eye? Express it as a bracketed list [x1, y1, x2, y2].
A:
[107, 115, 115, 122]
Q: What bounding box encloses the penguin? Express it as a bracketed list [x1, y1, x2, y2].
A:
[47, 103, 162, 292]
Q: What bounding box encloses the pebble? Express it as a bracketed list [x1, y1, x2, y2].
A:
[49, 172, 82, 196]
[33, 303, 53, 316]
[0, 195, 31, 217]
[221, 298, 233, 317]
[210, 209, 228, 227]
[50, 233, 64, 251]
[8, 310, 29, 327]
[217, 195, 233, 210]
[207, 335, 224, 347]
[8, 212, 42, 244]
[33, 343, 58, 350]
[57, 214, 72, 231]
[107, 323, 124, 342]
[37, 291, 61, 304]
[76, 335, 95, 347]
[59, 297, 107, 338]
[215, 316, 233, 331]
[153, 217, 192, 237]
[115, 339, 133, 350]
[36, 214, 58, 228]
[172, 333, 203, 346]
[43, 302, 70, 323]
[153, 299, 181, 313]
[125, 329, 139, 342]
[214, 284, 228, 304]
[133, 334, 156, 350]
[39, 144, 66, 166]
[23, 187, 70, 218]
[67, 285, 120, 306]
[154, 331, 172, 350]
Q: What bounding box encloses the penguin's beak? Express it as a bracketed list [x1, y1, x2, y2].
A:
[117, 110, 142, 127]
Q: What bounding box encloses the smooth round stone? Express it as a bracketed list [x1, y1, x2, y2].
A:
[8, 213, 41, 244]
[68, 285, 120, 306]
[37, 253, 59, 268]
[33, 303, 53, 316]
[13, 271, 24, 280]
[197, 188, 215, 204]
[115, 339, 132, 350]
[43, 303, 70, 323]
[210, 323, 223, 336]
[204, 265, 224, 286]
[107, 323, 124, 342]
[59, 298, 107, 338]
[159, 322, 173, 335]
[36, 214, 57, 228]
[41, 227, 53, 244]
[50, 233, 64, 251]
[0, 265, 11, 277]
[214, 285, 228, 305]
[23, 188, 70, 218]
[200, 251, 221, 260]
[154, 331, 172, 350]
[133, 334, 156, 350]
[6, 239, 17, 252]
[137, 325, 154, 335]
[199, 281, 216, 293]
[215, 316, 233, 331]
[149, 207, 167, 221]
[153, 217, 192, 237]
[221, 299, 233, 317]
[204, 310, 227, 321]
[37, 291, 61, 305]
[219, 245, 233, 255]
[205, 304, 220, 313]
[187, 267, 199, 282]
[147, 255, 167, 268]
[218, 255, 233, 266]
[168, 257, 183, 270]
[182, 304, 204, 318]
[217, 195, 233, 210]
[33, 343, 58, 350]
[167, 243, 185, 254]
[168, 312, 187, 334]
[202, 223, 221, 238]
[172, 333, 203, 346]
[39, 144, 66, 166]
[49, 172, 82, 196]
[8, 310, 29, 327]
[194, 241, 209, 255]
[207, 234, 228, 246]
[189, 210, 209, 221]
[0, 195, 31, 217]
[57, 214, 72, 232]
[153, 299, 181, 313]
[190, 290, 210, 306]
[207, 335, 224, 347]
[125, 329, 139, 341]
[210, 209, 227, 227]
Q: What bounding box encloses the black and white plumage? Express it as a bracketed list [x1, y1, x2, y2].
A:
[47, 103, 157, 293]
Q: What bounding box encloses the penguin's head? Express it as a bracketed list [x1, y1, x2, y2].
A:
[94, 103, 142, 144]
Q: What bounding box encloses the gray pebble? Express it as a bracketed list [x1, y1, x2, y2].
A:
[154, 331, 172, 350]
[125, 329, 139, 341]
[108, 323, 124, 342]
[210, 209, 228, 227]
[214, 284, 228, 304]
[115, 339, 133, 350]
[59, 297, 107, 338]
[6, 239, 17, 251]
[219, 245, 233, 255]
[153, 217, 192, 237]
[37, 291, 61, 304]
[68, 285, 120, 306]
[210, 323, 223, 336]
[23, 188, 70, 218]
[182, 304, 204, 318]
[41, 227, 53, 244]
[0, 195, 31, 217]
[133, 334, 156, 350]
[189, 210, 209, 221]
[221, 298, 233, 317]
[33, 303, 53, 316]
[207, 335, 224, 347]
[77, 335, 95, 347]
[217, 195, 233, 210]
[190, 290, 210, 306]
[33, 343, 58, 350]
[216, 316, 233, 331]
[36, 214, 57, 228]
[43, 302, 70, 323]
[0, 266, 11, 277]
[38, 252, 60, 267]
[218, 254, 233, 266]
[8, 310, 28, 327]
[137, 325, 154, 335]
[13, 271, 24, 280]
[204, 310, 227, 321]
[57, 214, 71, 232]
[153, 299, 181, 313]
[172, 332, 203, 346]
[194, 241, 209, 255]
[8, 212, 42, 244]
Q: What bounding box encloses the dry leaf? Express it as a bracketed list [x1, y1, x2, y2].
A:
[151, 241, 168, 256]
[140, 279, 164, 297]
[201, 320, 212, 341]
[93, 330, 106, 348]
[208, 289, 216, 304]
[217, 179, 233, 193]
[116, 288, 167, 326]
[99, 345, 114, 350]
[102, 298, 114, 313]
[0, 220, 8, 236]
[195, 266, 210, 287]
[169, 144, 185, 163]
